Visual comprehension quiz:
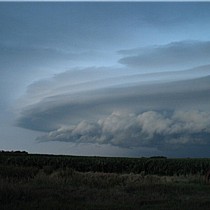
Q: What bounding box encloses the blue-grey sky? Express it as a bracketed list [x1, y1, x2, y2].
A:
[1, 2, 210, 157]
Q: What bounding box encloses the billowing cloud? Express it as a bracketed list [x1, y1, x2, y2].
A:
[119, 41, 210, 72]
[1, 3, 210, 157]
[15, 67, 210, 152]
[14, 41, 210, 154]
[36, 110, 210, 150]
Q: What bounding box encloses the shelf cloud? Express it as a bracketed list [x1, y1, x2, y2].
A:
[16, 64, 210, 152]
[36, 110, 210, 151]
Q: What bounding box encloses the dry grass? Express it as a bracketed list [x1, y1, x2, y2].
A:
[1, 167, 210, 210]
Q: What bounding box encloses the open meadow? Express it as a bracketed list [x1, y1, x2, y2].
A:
[1, 151, 210, 210]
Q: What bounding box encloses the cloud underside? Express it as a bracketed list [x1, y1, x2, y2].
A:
[36, 110, 210, 150]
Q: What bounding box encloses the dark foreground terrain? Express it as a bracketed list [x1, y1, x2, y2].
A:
[1, 151, 210, 210]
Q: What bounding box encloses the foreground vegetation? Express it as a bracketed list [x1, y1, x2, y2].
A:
[1, 151, 210, 209]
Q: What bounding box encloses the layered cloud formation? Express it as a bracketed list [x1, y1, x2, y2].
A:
[0, 3, 210, 157]
[119, 41, 210, 72]
[15, 40, 210, 154]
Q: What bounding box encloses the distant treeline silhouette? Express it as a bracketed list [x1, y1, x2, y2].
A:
[0, 152, 210, 176]
[0, 150, 28, 155]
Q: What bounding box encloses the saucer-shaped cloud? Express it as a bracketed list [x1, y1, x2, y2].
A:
[15, 64, 210, 151]
[15, 40, 210, 153]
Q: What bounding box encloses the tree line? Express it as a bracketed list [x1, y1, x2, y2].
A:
[1, 151, 210, 176]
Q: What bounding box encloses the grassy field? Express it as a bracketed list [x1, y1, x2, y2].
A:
[1, 152, 210, 209]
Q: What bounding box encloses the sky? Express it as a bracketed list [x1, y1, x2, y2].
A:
[0, 2, 210, 157]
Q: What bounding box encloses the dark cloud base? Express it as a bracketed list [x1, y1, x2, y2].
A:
[31, 110, 210, 153]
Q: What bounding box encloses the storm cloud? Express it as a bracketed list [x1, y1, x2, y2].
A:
[36, 110, 210, 151]
[15, 65, 210, 152]
[15, 38, 210, 154]
[1, 2, 210, 157]
[119, 41, 210, 72]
